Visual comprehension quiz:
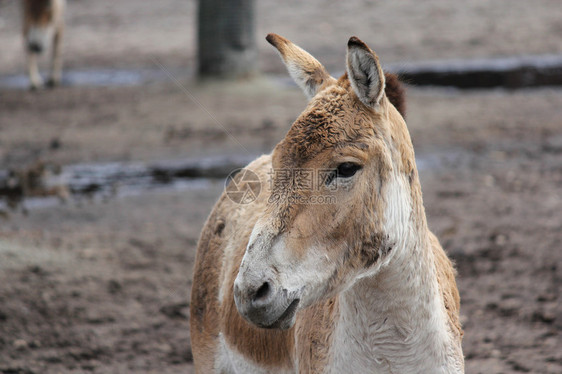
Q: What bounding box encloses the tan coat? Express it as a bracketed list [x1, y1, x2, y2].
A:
[191, 34, 463, 373]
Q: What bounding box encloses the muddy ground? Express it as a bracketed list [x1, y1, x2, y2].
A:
[0, 0, 561, 373]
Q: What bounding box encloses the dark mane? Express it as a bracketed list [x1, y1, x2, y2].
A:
[384, 72, 406, 118]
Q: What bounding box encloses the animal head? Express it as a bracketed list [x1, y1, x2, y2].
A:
[234, 34, 418, 329]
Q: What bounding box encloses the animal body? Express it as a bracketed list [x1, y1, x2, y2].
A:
[190, 34, 464, 373]
[1, 161, 69, 213]
[21, 0, 65, 89]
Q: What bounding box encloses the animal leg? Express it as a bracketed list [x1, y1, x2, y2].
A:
[27, 52, 43, 90]
[47, 27, 63, 87]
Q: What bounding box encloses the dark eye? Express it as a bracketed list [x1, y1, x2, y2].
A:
[336, 162, 362, 178]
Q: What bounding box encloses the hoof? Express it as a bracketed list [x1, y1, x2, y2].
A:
[29, 84, 44, 91]
[46, 78, 59, 88]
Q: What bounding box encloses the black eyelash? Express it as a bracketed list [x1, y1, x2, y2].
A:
[336, 162, 362, 178]
[324, 163, 362, 186]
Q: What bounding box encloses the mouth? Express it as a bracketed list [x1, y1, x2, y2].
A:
[259, 298, 300, 330]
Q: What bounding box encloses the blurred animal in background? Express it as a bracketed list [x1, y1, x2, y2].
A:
[21, 0, 65, 89]
[0, 161, 69, 214]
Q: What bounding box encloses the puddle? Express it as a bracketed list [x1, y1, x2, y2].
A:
[0, 68, 189, 89]
[0, 151, 478, 212]
[0, 155, 256, 212]
[390, 54, 562, 89]
[2, 178, 218, 211]
[63, 155, 255, 195]
[283, 54, 562, 90]
[2, 54, 562, 89]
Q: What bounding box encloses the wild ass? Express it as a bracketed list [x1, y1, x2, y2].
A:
[22, 0, 65, 89]
[190, 34, 464, 373]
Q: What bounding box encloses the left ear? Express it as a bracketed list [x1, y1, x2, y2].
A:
[346, 36, 386, 109]
[266, 33, 336, 99]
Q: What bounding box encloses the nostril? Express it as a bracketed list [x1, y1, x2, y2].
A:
[253, 282, 271, 302]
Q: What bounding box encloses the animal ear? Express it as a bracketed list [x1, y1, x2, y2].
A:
[346, 37, 386, 108]
[266, 33, 336, 99]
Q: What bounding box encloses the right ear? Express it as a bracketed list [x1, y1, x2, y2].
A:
[346, 36, 386, 109]
[266, 33, 336, 99]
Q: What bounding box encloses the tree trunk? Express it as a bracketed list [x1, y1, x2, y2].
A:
[197, 0, 257, 79]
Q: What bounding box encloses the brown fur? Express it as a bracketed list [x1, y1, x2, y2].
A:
[191, 155, 345, 372]
[190, 35, 462, 373]
[384, 72, 406, 118]
[431, 232, 464, 339]
[266, 33, 336, 98]
[24, 0, 54, 26]
[191, 157, 297, 370]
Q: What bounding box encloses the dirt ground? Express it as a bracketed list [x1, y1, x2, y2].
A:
[0, 0, 561, 373]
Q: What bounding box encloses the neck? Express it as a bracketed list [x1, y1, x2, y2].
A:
[330, 175, 463, 373]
